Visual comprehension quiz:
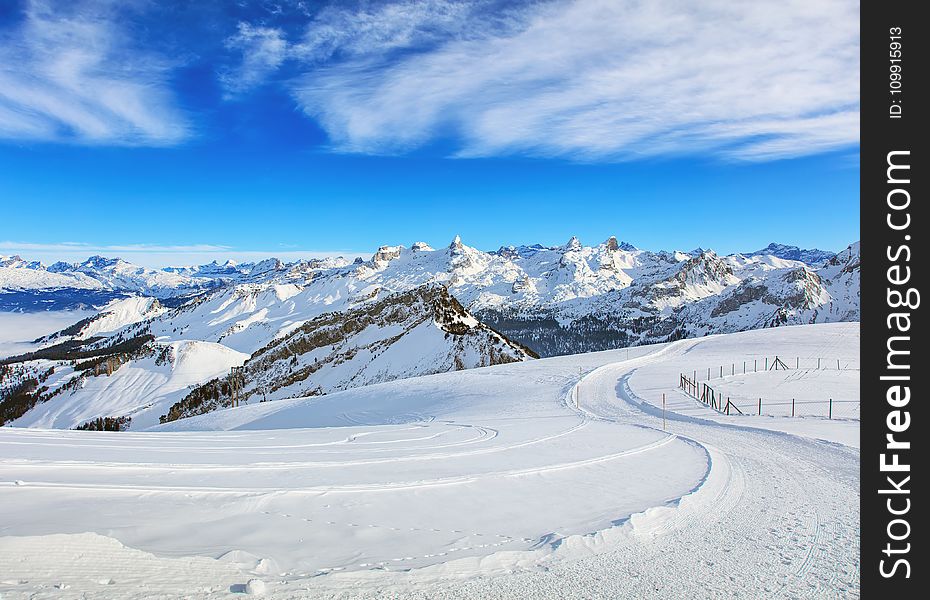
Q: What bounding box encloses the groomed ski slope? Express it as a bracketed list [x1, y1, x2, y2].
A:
[0, 323, 859, 599]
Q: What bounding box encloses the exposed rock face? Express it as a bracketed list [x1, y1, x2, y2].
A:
[512, 275, 535, 294]
[372, 245, 403, 264]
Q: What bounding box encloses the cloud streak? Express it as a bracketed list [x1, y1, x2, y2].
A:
[289, 0, 859, 161]
[0, 0, 188, 145]
[220, 22, 288, 98]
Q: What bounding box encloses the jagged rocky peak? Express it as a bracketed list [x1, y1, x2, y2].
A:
[825, 242, 860, 271]
[496, 245, 519, 260]
[372, 245, 404, 263]
[778, 268, 830, 310]
[564, 236, 582, 252]
[0, 255, 45, 269]
[411, 241, 434, 252]
[746, 242, 836, 265]
[601, 236, 637, 253]
[449, 235, 464, 252]
[249, 258, 284, 274]
[673, 250, 736, 285]
[79, 255, 121, 270]
[46, 261, 73, 273]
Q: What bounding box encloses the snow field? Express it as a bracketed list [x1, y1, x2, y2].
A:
[0, 323, 859, 598]
[626, 322, 860, 447]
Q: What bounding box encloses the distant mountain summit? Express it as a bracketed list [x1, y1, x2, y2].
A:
[744, 243, 836, 265]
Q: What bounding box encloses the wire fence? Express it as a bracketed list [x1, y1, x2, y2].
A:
[686, 356, 860, 382]
[678, 371, 859, 420]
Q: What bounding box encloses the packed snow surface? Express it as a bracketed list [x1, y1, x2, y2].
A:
[0, 323, 859, 598]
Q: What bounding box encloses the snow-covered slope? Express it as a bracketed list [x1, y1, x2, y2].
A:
[37, 296, 166, 344]
[161, 284, 534, 423]
[0, 324, 858, 599]
[8, 340, 249, 430]
[2, 285, 533, 429]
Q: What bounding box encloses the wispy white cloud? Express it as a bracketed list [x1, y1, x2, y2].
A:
[291, 0, 488, 61]
[288, 0, 859, 161]
[0, 0, 188, 145]
[220, 22, 289, 98]
[0, 241, 365, 268]
[218, 0, 491, 97]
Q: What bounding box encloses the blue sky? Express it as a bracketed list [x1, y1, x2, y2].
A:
[1, 0, 860, 267]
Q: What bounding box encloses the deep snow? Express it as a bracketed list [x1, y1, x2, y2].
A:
[0, 323, 859, 598]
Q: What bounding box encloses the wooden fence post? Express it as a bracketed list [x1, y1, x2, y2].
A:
[829, 399, 833, 419]
[758, 398, 762, 415]
[792, 398, 795, 417]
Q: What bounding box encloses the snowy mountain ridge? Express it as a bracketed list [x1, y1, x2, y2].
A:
[2, 236, 859, 355]
[0, 237, 836, 304]
[743, 242, 836, 265]
[1, 237, 858, 429]
[159, 285, 534, 423]
[0, 285, 534, 430]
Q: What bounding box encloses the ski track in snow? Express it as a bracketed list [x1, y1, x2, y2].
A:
[0, 324, 859, 598]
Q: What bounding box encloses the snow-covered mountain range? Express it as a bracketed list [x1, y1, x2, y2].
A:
[741, 243, 837, 265]
[0, 254, 352, 310]
[0, 240, 835, 307]
[1, 237, 856, 429]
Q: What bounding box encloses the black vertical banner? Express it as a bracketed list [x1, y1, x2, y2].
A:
[861, 1, 925, 596]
